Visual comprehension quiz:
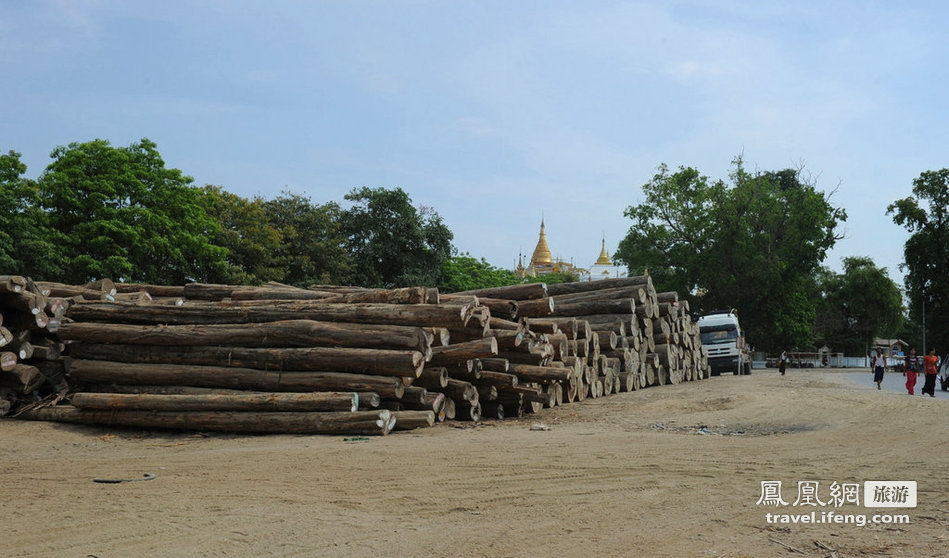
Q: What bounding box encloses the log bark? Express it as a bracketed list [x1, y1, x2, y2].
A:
[453, 400, 481, 421]
[68, 343, 425, 378]
[444, 361, 480, 381]
[444, 295, 517, 320]
[477, 384, 498, 402]
[595, 330, 618, 351]
[70, 391, 358, 412]
[526, 318, 576, 339]
[452, 283, 548, 300]
[67, 300, 477, 328]
[427, 337, 498, 367]
[400, 386, 429, 406]
[391, 410, 436, 430]
[0, 363, 44, 393]
[515, 297, 555, 318]
[478, 357, 510, 373]
[545, 274, 652, 296]
[480, 401, 505, 420]
[550, 285, 647, 305]
[442, 379, 477, 402]
[231, 286, 430, 304]
[0, 275, 27, 294]
[475, 371, 518, 388]
[20, 406, 394, 435]
[487, 317, 522, 332]
[417, 366, 449, 389]
[507, 363, 572, 384]
[58, 320, 432, 353]
[66, 359, 406, 399]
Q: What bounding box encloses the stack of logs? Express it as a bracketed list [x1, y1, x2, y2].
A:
[0, 276, 70, 416]
[5, 274, 710, 435]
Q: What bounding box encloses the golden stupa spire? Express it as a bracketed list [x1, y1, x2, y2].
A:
[595, 236, 611, 265]
[530, 218, 553, 266]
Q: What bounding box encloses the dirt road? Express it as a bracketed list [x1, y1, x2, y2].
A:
[3, 369, 947, 557]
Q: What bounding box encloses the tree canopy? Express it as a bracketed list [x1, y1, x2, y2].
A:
[0, 150, 62, 279]
[262, 192, 350, 288]
[888, 169, 949, 353]
[0, 139, 462, 289]
[36, 139, 229, 284]
[616, 158, 846, 352]
[438, 254, 518, 293]
[813, 257, 904, 354]
[338, 186, 453, 288]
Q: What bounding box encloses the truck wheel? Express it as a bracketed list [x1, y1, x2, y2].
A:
[743, 362, 752, 375]
[734, 362, 741, 375]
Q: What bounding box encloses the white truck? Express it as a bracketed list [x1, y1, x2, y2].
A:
[698, 310, 752, 376]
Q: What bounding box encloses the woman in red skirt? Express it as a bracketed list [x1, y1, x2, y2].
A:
[905, 348, 920, 395]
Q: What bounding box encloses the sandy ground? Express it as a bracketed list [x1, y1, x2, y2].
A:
[3, 369, 949, 558]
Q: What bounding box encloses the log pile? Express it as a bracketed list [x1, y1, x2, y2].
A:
[5, 276, 709, 435]
[0, 276, 73, 415]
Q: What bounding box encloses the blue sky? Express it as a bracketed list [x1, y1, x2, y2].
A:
[3, 1, 947, 284]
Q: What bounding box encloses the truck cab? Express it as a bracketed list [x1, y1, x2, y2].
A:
[698, 310, 751, 376]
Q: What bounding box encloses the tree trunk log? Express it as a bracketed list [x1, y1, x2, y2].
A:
[68, 343, 425, 378]
[70, 391, 358, 412]
[545, 274, 652, 296]
[515, 297, 555, 318]
[475, 370, 518, 388]
[391, 410, 436, 430]
[417, 366, 449, 389]
[507, 363, 572, 384]
[67, 301, 477, 328]
[19, 406, 394, 435]
[480, 401, 505, 419]
[427, 337, 498, 366]
[66, 359, 406, 399]
[452, 283, 548, 300]
[0, 363, 44, 393]
[58, 320, 432, 353]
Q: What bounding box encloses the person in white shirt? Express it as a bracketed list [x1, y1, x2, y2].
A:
[873, 349, 887, 390]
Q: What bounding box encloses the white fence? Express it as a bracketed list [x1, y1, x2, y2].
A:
[753, 354, 869, 369]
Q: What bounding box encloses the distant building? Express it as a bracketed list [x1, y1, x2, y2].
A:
[514, 220, 625, 281]
[579, 237, 626, 282]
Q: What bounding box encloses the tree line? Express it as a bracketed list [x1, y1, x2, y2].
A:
[2, 138, 945, 354]
[0, 138, 495, 290]
[616, 157, 948, 355]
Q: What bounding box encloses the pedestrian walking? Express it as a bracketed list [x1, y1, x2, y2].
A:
[873, 349, 886, 390]
[779, 350, 788, 376]
[922, 348, 940, 397]
[904, 348, 920, 395]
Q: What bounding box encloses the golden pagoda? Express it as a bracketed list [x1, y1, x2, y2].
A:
[583, 236, 625, 282]
[594, 237, 612, 265]
[530, 219, 553, 269]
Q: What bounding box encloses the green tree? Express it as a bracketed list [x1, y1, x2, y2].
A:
[438, 254, 517, 292]
[37, 138, 228, 284]
[338, 187, 453, 287]
[263, 192, 351, 287]
[523, 271, 579, 285]
[888, 169, 949, 353]
[201, 186, 284, 285]
[0, 150, 63, 279]
[813, 257, 904, 354]
[616, 158, 846, 352]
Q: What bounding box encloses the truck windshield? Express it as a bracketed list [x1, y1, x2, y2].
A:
[700, 326, 738, 345]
